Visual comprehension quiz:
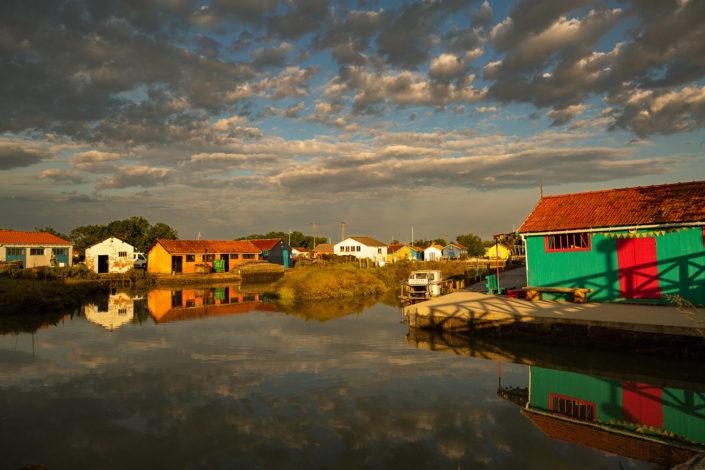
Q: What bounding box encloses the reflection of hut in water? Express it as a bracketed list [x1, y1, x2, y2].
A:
[84, 292, 134, 330]
[522, 367, 705, 468]
[147, 285, 276, 323]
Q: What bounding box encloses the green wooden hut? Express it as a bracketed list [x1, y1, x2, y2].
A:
[517, 181, 705, 306]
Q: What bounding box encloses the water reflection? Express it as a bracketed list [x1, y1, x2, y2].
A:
[84, 291, 135, 330]
[147, 285, 277, 323]
[408, 327, 705, 467]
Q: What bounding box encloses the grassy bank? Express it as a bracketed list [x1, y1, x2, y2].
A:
[270, 260, 486, 302]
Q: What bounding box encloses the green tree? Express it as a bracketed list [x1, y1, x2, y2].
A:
[455, 233, 486, 257]
[433, 238, 448, 246]
[69, 217, 178, 258]
[35, 225, 70, 241]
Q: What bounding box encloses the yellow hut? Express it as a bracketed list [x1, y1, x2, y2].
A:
[485, 243, 511, 260]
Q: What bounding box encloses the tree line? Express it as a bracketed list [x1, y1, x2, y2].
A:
[36, 216, 178, 258]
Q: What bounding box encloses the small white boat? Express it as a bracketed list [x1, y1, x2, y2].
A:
[400, 270, 444, 303]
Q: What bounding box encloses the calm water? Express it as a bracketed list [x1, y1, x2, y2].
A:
[1, 286, 704, 469]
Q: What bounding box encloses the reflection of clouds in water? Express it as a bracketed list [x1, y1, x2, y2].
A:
[0, 304, 644, 469]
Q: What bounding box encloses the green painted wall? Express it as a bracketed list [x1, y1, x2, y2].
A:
[525, 227, 705, 305]
[529, 367, 705, 445]
[529, 367, 621, 423]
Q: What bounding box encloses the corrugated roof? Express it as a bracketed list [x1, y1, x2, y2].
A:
[156, 239, 260, 254]
[518, 181, 705, 233]
[0, 230, 72, 245]
[348, 236, 386, 246]
[249, 238, 281, 250]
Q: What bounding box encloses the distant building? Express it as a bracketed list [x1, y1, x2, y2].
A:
[424, 244, 443, 261]
[85, 237, 135, 273]
[249, 238, 292, 268]
[313, 243, 335, 258]
[387, 244, 423, 262]
[0, 230, 73, 268]
[485, 243, 511, 260]
[292, 247, 309, 258]
[442, 243, 467, 260]
[334, 237, 387, 263]
[517, 181, 705, 305]
[147, 239, 260, 274]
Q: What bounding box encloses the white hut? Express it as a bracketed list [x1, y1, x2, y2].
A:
[424, 244, 443, 261]
[85, 237, 135, 273]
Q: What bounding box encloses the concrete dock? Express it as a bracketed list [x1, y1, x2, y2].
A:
[404, 290, 705, 337]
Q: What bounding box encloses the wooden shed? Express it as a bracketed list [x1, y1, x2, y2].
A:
[147, 239, 260, 274]
[249, 238, 292, 268]
[517, 181, 705, 306]
[442, 243, 467, 260]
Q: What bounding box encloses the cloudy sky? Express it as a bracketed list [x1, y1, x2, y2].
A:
[1, 0, 704, 242]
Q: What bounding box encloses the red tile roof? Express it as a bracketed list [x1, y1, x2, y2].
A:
[156, 239, 260, 254]
[0, 230, 72, 245]
[518, 181, 705, 233]
[248, 238, 281, 250]
[387, 243, 404, 253]
[445, 243, 467, 250]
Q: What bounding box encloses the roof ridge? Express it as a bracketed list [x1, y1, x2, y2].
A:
[541, 180, 705, 199]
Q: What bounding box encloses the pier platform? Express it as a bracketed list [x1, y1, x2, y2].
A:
[403, 291, 705, 337]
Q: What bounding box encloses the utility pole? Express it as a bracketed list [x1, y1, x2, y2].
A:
[312, 222, 317, 253]
[341, 221, 345, 242]
[411, 226, 414, 245]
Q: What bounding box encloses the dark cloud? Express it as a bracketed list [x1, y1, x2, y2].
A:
[0, 143, 48, 169]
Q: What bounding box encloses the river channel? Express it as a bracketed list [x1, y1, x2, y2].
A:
[1, 284, 704, 469]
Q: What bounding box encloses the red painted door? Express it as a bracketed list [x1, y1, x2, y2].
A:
[622, 381, 663, 428]
[617, 237, 661, 299]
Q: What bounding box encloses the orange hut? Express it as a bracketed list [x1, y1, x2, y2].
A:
[147, 239, 261, 274]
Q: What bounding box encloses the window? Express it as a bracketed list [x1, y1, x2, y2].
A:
[230, 254, 239, 259]
[6, 248, 23, 256]
[186, 254, 195, 262]
[186, 299, 195, 308]
[357, 246, 361, 252]
[545, 232, 591, 252]
[53, 248, 68, 256]
[118, 251, 127, 257]
[30, 248, 44, 256]
[262, 250, 270, 256]
[205, 254, 215, 262]
[243, 295, 256, 302]
[118, 308, 127, 315]
[378, 248, 382, 254]
[549, 394, 595, 422]
[242, 253, 255, 259]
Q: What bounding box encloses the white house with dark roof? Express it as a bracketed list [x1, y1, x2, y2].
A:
[334, 237, 387, 263]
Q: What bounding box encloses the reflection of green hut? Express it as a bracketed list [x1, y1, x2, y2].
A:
[518, 181, 705, 305]
[524, 366, 705, 464]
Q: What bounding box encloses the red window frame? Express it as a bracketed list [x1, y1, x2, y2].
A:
[544, 232, 591, 252]
[549, 393, 596, 422]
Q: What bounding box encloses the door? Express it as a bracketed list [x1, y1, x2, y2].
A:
[171, 255, 183, 273]
[283, 250, 289, 268]
[98, 255, 109, 273]
[221, 254, 229, 272]
[617, 237, 661, 299]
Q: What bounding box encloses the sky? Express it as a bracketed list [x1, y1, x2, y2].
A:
[1, 0, 704, 243]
